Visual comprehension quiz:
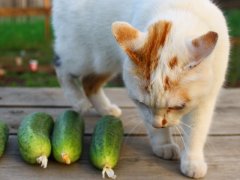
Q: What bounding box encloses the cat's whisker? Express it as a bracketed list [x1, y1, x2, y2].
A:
[205, 140, 217, 154]
[178, 125, 189, 142]
[180, 122, 192, 129]
[178, 125, 188, 137]
[124, 121, 144, 145]
[122, 116, 141, 127]
[175, 126, 187, 153]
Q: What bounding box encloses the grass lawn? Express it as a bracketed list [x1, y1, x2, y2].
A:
[0, 9, 240, 87]
[0, 17, 53, 64]
[224, 9, 240, 37]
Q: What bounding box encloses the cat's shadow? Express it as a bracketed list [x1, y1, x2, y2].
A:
[120, 136, 185, 178]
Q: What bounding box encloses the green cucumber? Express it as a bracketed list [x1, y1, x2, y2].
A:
[0, 121, 9, 157]
[17, 112, 54, 168]
[52, 110, 84, 165]
[90, 115, 124, 179]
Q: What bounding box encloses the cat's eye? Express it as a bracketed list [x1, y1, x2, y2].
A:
[168, 104, 186, 111]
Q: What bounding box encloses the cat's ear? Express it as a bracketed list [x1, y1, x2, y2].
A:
[186, 31, 218, 69]
[112, 21, 146, 52]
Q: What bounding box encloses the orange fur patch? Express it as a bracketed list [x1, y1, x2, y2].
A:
[168, 56, 178, 69]
[113, 23, 139, 44]
[82, 74, 110, 97]
[113, 21, 172, 92]
[164, 76, 171, 91]
[127, 21, 172, 81]
[164, 76, 178, 91]
[179, 90, 191, 103]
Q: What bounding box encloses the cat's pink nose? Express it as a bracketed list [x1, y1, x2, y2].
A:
[152, 119, 168, 128]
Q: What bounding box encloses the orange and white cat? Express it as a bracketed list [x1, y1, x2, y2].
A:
[52, 0, 230, 178]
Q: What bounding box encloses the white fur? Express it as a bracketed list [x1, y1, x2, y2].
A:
[52, 0, 230, 178]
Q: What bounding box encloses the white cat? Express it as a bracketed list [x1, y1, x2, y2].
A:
[52, 0, 230, 178]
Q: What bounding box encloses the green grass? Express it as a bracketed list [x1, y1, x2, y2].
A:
[227, 44, 240, 87]
[0, 18, 46, 50]
[225, 9, 240, 37]
[0, 10, 240, 87]
[0, 72, 59, 87]
[224, 9, 240, 87]
[0, 17, 53, 64]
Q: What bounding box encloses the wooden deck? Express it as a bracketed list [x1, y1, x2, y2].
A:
[0, 88, 239, 180]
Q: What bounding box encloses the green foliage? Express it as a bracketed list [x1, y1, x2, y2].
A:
[224, 9, 240, 87]
[0, 72, 59, 87]
[0, 17, 51, 50]
[0, 17, 53, 64]
[21, 72, 59, 87]
[225, 9, 240, 37]
[227, 44, 240, 87]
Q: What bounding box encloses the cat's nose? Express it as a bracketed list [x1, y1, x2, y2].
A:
[152, 119, 168, 128]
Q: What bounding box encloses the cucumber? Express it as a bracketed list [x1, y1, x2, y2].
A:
[90, 115, 124, 179]
[17, 112, 54, 168]
[52, 110, 84, 165]
[0, 121, 9, 157]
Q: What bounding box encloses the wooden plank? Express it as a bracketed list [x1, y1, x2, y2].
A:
[217, 89, 240, 108]
[0, 88, 239, 108]
[0, 106, 239, 136]
[0, 136, 239, 180]
[0, 107, 146, 135]
[218, 0, 240, 9]
[0, 88, 135, 108]
[0, 7, 50, 17]
[43, 0, 51, 8]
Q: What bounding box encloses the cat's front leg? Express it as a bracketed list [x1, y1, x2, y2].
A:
[82, 74, 122, 117]
[56, 69, 91, 113]
[145, 122, 180, 160]
[180, 97, 217, 179]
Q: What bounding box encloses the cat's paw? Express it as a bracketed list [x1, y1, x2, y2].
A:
[152, 143, 180, 160]
[73, 99, 92, 113]
[99, 104, 122, 117]
[180, 155, 207, 178]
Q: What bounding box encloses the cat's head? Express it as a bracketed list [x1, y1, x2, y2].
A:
[112, 20, 218, 128]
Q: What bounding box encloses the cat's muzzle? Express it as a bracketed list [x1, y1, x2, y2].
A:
[152, 118, 168, 128]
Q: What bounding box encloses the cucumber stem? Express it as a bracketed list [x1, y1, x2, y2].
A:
[36, 155, 48, 168]
[102, 166, 117, 179]
[61, 153, 71, 165]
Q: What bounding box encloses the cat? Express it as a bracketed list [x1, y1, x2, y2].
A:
[52, 0, 230, 178]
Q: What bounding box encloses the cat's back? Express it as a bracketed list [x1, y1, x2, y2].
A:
[52, 0, 173, 47]
[52, 0, 139, 74]
[52, 0, 228, 47]
[52, 0, 136, 45]
[52, 0, 229, 75]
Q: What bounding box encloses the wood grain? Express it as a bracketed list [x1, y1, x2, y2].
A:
[0, 88, 239, 179]
[0, 88, 239, 108]
[0, 136, 239, 180]
[0, 8, 50, 16]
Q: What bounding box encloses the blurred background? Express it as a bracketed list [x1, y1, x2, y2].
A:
[0, 0, 239, 87]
